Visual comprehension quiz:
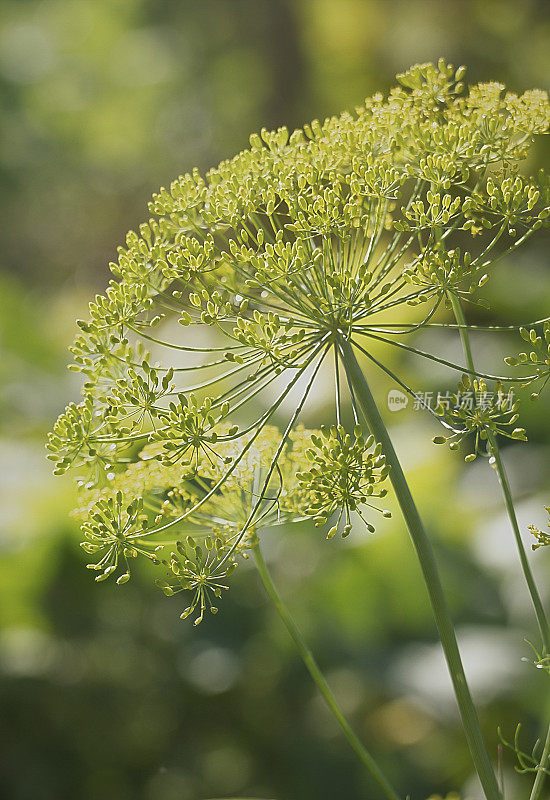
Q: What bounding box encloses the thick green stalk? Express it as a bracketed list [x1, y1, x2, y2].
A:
[448, 292, 550, 653]
[253, 545, 402, 800]
[339, 338, 501, 800]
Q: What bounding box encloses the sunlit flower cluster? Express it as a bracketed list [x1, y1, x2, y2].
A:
[433, 376, 526, 461]
[49, 60, 550, 621]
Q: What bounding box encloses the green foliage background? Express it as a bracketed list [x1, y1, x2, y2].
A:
[1, 1, 549, 798]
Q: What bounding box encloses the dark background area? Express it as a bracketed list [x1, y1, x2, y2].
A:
[1, 2, 549, 798]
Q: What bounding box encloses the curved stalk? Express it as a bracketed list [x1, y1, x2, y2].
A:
[253, 545, 402, 800]
[448, 292, 550, 653]
[339, 337, 501, 800]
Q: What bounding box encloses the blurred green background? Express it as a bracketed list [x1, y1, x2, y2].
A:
[1, 1, 549, 798]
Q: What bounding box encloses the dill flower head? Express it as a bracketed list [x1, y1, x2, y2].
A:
[49, 60, 550, 621]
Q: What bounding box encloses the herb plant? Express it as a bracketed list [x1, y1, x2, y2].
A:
[48, 61, 550, 799]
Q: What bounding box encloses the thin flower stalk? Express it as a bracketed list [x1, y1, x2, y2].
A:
[448, 292, 550, 800]
[529, 724, 550, 800]
[253, 545, 401, 800]
[448, 293, 549, 653]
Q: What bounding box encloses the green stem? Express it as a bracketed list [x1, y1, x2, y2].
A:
[448, 291, 550, 800]
[489, 442, 550, 652]
[448, 292, 550, 654]
[339, 338, 501, 800]
[253, 545, 402, 800]
[529, 723, 550, 800]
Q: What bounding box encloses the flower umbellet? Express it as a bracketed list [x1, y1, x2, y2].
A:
[80, 492, 155, 585]
[295, 425, 390, 538]
[530, 506, 550, 551]
[49, 61, 550, 800]
[505, 321, 550, 399]
[432, 376, 526, 461]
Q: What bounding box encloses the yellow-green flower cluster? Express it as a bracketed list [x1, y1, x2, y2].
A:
[505, 322, 550, 399]
[80, 492, 154, 585]
[295, 425, 390, 538]
[71, 420, 393, 618]
[48, 60, 550, 621]
[72, 424, 390, 620]
[530, 507, 550, 551]
[433, 376, 526, 461]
